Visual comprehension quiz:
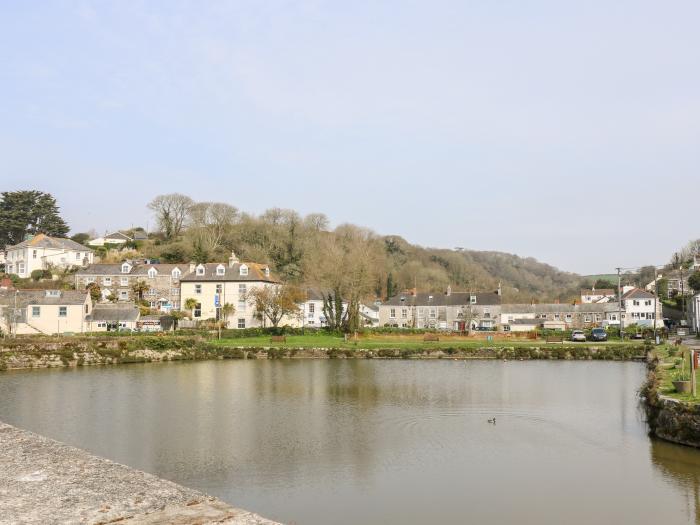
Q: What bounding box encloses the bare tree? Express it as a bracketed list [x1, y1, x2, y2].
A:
[148, 193, 194, 240]
[188, 202, 239, 255]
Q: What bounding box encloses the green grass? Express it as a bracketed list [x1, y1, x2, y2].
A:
[655, 344, 700, 403]
[212, 333, 640, 351]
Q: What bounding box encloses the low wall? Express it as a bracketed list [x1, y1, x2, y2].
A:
[0, 337, 648, 371]
[0, 421, 280, 524]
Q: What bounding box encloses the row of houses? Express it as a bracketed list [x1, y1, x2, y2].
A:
[377, 286, 663, 331]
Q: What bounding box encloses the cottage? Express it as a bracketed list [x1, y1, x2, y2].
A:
[620, 287, 663, 328]
[86, 303, 140, 332]
[75, 262, 186, 311]
[580, 288, 616, 303]
[0, 289, 92, 335]
[500, 303, 619, 331]
[379, 287, 502, 330]
[4, 234, 93, 278]
[179, 252, 278, 329]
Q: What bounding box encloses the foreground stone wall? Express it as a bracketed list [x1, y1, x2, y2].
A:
[0, 421, 280, 524]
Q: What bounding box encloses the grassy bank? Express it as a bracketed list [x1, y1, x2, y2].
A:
[653, 343, 700, 405]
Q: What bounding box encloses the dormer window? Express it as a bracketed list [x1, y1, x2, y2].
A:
[196, 264, 205, 276]
[172, 268, 181, 279]
[239, 264, 248, 276]
[216, 264, 226, 276]
[148, 268, 157, 278]
[470, 295, 477, 304]
[264, 267, 270, 278]
[121, 263, 131, 274]
[45, 290, 61, 297]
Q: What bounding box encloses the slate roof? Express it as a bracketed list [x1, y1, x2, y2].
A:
[87, 304, 140, 322]
[131, 264, 188, 276]
[501, 303, 619, 314]
[383, 292, 502, 307]
[0, 289, 89, 306]
[8, 233, 91, 252]
[622, 288, 655, 300]
[180, 262, 277, 283]
[76, 263, 187, 277]
[75, 264, 123, 276]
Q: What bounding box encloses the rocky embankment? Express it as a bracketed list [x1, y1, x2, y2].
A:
[0, 336, 648, 371]
[0, 421, 280, 524]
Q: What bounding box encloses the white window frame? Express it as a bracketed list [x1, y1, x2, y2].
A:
[58, 306, 67, 317]
[195, 284, 202, 294]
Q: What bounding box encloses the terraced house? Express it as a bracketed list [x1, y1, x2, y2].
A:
[75, 262, 187, 311]
[379, 287, 502, 330]
[179, 252, 277, 328]
[4, 234, 93, 278]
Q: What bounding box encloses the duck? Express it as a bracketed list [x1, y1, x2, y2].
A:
[487, 418, 496, 424]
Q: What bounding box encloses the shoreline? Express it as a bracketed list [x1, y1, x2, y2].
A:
[0, 420, 280, 525]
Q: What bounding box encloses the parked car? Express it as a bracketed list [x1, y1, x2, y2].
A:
[571, 330, 586, 342]
[590, 328, 608, 341]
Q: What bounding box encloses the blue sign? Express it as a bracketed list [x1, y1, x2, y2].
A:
[214, 294, 220, 307]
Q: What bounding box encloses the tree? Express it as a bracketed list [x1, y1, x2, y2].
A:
[187, 202, 238, 256]
[220, 303, 235, 327]
[70, 232, 91, 245]
[0, 191, 69, 246]
[386, 272, 397, 299]
[656, 278, 668, 299]
[322, 291, 346, 330]
[86, 282, 101, 302]
[688, 271, 700, 294]
[132, 280, 150, 302]
[184, 298, 198, 319]
[147, 193, 194, 240]
[246, 285, 305, 327]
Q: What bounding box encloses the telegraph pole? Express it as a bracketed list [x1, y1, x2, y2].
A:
[617, 268, 623, 340]
[653, 267, 658, 343]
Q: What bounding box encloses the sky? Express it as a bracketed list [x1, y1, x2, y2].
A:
[1, 1, 698, 275]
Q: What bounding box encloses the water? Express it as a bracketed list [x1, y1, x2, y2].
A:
[1, 359, 699, 524]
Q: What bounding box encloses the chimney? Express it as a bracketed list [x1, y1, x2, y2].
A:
[189, 262, 196, 273]
[229, 251, 239, 268]
[497, 282, 502, 296]
[446, 285, 452, 296]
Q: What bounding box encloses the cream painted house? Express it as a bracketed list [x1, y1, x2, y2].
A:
[0, 289, 92, 335]
[4, 234, 93, 278]
[179, 253, 279, 329]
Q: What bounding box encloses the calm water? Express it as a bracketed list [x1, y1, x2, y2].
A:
[1, 360, 700, 524]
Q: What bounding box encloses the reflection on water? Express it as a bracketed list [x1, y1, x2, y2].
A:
[1, 360, 699, 524]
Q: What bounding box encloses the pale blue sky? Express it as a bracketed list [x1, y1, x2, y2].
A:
[1, 1, 698, 274]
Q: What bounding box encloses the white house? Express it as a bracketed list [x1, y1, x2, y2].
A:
[620, 287, 663, 328]
[87, 231, 133, 247]
[689, 293, 700, 333]
[4, 234, 93, 278]
[85, 303, 140, 332]
[580, 288, 616, 303]
[179, 252, 279, 329]
[0, 289, 92, 335]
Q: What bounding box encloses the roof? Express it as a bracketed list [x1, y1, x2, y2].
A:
[622, 288, 655, 300]
[131, 231, 148, 240]
[7, 233, 91, 252]
[580, 289, 615, 296]
[180, 262, 277, 283]
[501, 303, 619, 314]
[87, 304, 140, 322]
[383, 292, 502, 307]
[76, 263, 188, 277]
[0, 289, 89, 307]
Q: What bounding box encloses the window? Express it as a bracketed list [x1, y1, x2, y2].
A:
[430, 308, 436, 318]
[584, 315, 591, 322]
[484, 308, 491, 318]
[216, 284, 223, 294]
[148, 268, 157, 278]
[147, 289, 157, 296]
[32, 250, 37, 259]
[59, 306, 67, 317]
[308, 303, 315, 318]
[196, 264, 205, 276]
[390, 308, 396, 318]
[195, 284, 202, 294]
[470, 295, 477, 304]
[239, 264, 248, 276]
[120, 277, 129, 286]
[75, 252, 81, 260]
[264, 267, 270, 278]
[554, 314, 560, 319]
[119, 290, 128, 300]
[401, 308, 407, 319]
[85, 304, 88, 314]
[194, 303, 202, 318]
[121, 263, 130, 274]
[103, 277, 112, 285]
[237, 318, 246, 329]
[171, 288, 179, 296]
[644, 300, 652, 306]
[85, 277, 95, 284]
[216, 264, 225, 276]
[633, 300, 640, 306]
[32, 306, 40, 317]
[149, 301, 156, 308]
[18, 262, 25, 274]
[239, 284, 247, 295]
[172, 268, 181, 279]
[566, 314, 572, 320]
[503, 325, 511, 332]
